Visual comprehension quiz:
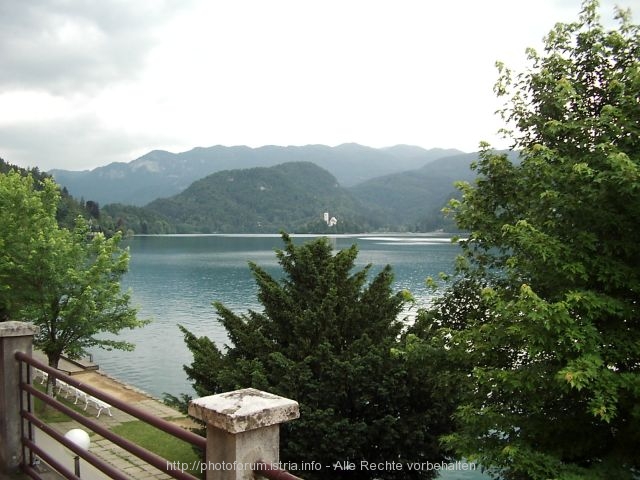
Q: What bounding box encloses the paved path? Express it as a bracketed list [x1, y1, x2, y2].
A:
[31, 367, 198, 480]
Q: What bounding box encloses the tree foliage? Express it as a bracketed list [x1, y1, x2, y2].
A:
[0, 156, 92, 231]
[0, 171, 59, 321]
[0, 170, 147, 371]
[180, 233, 454, 479]
[430, 2, 640, 478]
[101, 202, 177, 235]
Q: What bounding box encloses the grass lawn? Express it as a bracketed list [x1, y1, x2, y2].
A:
[111, 420, 203, 477]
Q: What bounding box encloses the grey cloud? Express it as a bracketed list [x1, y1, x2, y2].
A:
[0, 0, 193, 94]
[0, 115, 176, 171]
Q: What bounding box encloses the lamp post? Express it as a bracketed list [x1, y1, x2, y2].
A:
[64, 428, 90, 477]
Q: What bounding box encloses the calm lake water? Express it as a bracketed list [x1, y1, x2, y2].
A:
[90, 233, 461, 398]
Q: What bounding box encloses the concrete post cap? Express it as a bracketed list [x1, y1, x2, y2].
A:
[188, 388, 300, 434]
[0, 321, 39, 337]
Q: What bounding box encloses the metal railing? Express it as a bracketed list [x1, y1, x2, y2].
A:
[16, 351, 205, 480]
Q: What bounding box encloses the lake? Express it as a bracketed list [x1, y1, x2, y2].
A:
[90, 233, 461, 399]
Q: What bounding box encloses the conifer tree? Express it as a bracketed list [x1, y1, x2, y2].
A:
[181, 233, 454, 479]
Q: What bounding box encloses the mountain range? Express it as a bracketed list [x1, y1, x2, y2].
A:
[46, 144, 510, 233]
[49, 144, 463, 206]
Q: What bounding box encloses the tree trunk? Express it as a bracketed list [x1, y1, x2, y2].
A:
[45, 354, 61, 398]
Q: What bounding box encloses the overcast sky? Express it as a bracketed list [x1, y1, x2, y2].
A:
[0, 0, 636, 172]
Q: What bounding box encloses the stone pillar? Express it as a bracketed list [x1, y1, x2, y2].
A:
[0, 321, 39, 475]
[189, 388, 300, 480]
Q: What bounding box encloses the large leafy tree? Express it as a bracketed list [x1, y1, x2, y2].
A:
[0, 170, 146, 372]
[180, 233, 454, 479]
[0, 171, 59, 321]
[430, 1, 640, 479]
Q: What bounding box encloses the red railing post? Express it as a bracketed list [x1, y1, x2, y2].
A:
[188, 388, 300, 480]
[0, 321, 39, 475]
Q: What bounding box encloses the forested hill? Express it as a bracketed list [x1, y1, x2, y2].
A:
[49, 144, 463, 206]
[139, 162, 375, 233]
[349, 151, 479, 231]
[349, 150, 520, 231]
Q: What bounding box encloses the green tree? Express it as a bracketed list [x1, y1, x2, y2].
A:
[0, 156, 103, 232]
[431, 1, 640, 478]
[0, 171, 59, 321]
[180, 233, 454, 479]
[0, 170, 147, 372]
[85, 200, 100, 220]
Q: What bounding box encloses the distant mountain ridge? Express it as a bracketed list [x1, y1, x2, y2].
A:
[348, 152, 482, 231]
[49, 143, 464, 206]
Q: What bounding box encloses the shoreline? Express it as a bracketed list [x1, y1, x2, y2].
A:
[33, 350, 168, 404]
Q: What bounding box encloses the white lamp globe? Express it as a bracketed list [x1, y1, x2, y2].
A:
[64, 429, 91, 451]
